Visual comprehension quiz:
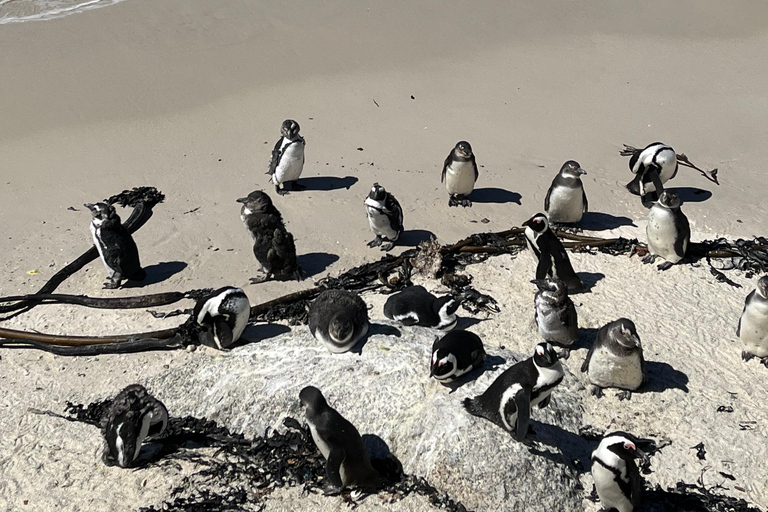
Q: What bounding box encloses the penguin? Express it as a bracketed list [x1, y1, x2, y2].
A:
[308, 289, 369, 353]
[544, 160, 588, 225]
[193, 286, 251, 350]
[102, 384, 168, 468]
[267, 119, 306, 195]
[463, 342, 564, 441]
[237, 190, 304, 283]
[441, 141, 478, 207]
[591, 431, 648, 512]
[299, 386, 383, 495]
[84, 202, 146, 289]
[625, 142, 678, 206]
[532, 277, 578, 358]
[430, 330, 486, 384]
[737, 276, 768, 364]
[522, 213, 585, 293]
[383, 285, 459, 330]
[364, 183, 404, 251]
[581, 318, 646, 400]
[644, 190, 690, 270]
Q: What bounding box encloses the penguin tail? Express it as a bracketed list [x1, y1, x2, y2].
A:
[463, 397, 486, 419]
[626, 176, 641, 196]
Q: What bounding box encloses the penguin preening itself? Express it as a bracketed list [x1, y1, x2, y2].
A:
[544, 160, 588, 225]
[463, 342, 564, 441]
[441, 141, 478, 207]
[644, 190, 690, 271]
[85, 202, 146, 289]
[430, 330, 486, 384]
[237, 190, 304, 283]
[193, 287, 251, 350]
[102, 384, 168, 468]
[625, 142, 678, 207]
[591, 431, 648, 512]
[581, 318, 646, 400]
[267, 119, 306, 195]
[364, 183, 404, 251]
[737, 276, 768, 365]
[383, 285, 459, 330]
[523, 213, 585, 293]
[308, 290, 370, 353]
[299, 386, 384, 495]
[533, 278, 578, 358]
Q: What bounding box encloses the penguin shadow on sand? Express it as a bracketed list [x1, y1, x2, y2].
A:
[297, 252, 339, 278]
[456, 316, 488, 330]
[525, 421, 597, 474]
[297, 176, 358, 192]
[579, 212, 636, 231]
[639, 361, 689, 395]
[570, 327, 599, 352]
[441, 354, 507, 394]
[362, 434, 405, 486]
[348, 322, 402, 355]
[229, 323, 292, 348]
[575, 272, 604, 293]
[122, 261, 187, 287]
[670, 186, 712, 203]
[470, 187, 522, 205]
[397, 229, 436, 247]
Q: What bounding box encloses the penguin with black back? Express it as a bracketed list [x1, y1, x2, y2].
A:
[581, 318, 646, 400]
[267, 119, 306, 195]
[308, 290, 369, 353]
[383, 286, 459, 330]
[441, 141, 478, 207]
[544, 160, 588, 225]
[85, 202, 146, 289]
[193, 286, 251, 350]
[644, 190, 690, 270]
[737, 276, 768, 365]
[523, 213, 585, 293]
[625, 142, 678, 207]
[364, 183, 404, 251]
[430, 330, 486, 384]
[533, 277, 578, 358]
[591, 431, 648, 512]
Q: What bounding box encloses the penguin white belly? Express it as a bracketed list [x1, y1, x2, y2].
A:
[547, 187, 583, 223]
[90, 222, 113, 274]
[445, 161, 476, 195]
[308, 423, 332, 459]
[536, 307, 573, 344]
[531, 361, 563, 407]
[646, 208, 684, 263]
[740, 302, 768, 357]
[588, 346, 643, 390]
[593, 463, 633, 512]
[273, 142, 304, 184]
[366, 205, 399, 241]
[498, 384, 522, 432]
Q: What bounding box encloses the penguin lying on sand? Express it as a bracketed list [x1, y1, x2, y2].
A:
[364, 183, 404, 251]
[523, 213, 585, 293]
[267, 119, 306, 195]
[738, 276, 768, 365]
[308, 290, 369, 353]
[544, 160, 588, 225]
[85, 202, 146, 289]
[625, 142, 678, 207]
[581, 318, 646, 400]
[441, 141, 478, 207]
[383, 285, 459, 330]
[591, 431, 648, 512]
[193, 287, 250, 350]
[644, 190, 690, 270]
[533, 277, 578, 358]
[430, 330, 486, 384]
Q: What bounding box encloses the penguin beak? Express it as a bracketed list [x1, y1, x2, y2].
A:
[84, 203, 95, 210]
[632, 334, 642, 348]
[236, 197, 248, 203]
[577, 168, 587, 176]
[635, 447, 650, 464]
[522, 219, 532, 227]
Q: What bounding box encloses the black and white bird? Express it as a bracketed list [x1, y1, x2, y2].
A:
[441, 141, 478, 207]
[308, 290, 369, 353]
[383, 285, 459, 330]
[267, 119, 306, 195]
[102, 384, 168, 468]
[523, 213, 585, 293]
[533, 278, 578, 358]
[625, 142, 678, 206]
[591, 431, 648, 512]
[364, 183, 404, 251]
[463, 342, 564, 441]
[645, 190, 690, 270]
[737, 276, 768, 365]
[85, 202, 146, 289]
[581, 318, 646, 400]
[430, 330, 486, 384]
[237, 190, 303, 283]
[544, 160, 588, 225]
[193, 287, 251, 350]
[299, 386, 383, 495]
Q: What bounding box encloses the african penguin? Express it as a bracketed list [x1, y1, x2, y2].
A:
[364, 183, 404, 251]
[102, 384, 168, 468]
[85, 202, 146, 289]
[591, 431, 648, 512]
[523, 213, 585, 293]
[267, 119, 306, 195]
[441, 141, 478, 207]
[237, 190, 304, 283]
[463, 342, 564, 441]
[625, 142, 678, 206]
[737, 276, 768, 364]
[193, 287, 251, 350]
[308, 289, 369, 353]
[533, 278, 578, 358]
[581, 318, 646, 400]
[644, 190, 690, 270]
[383, 285, 459, 330]
[430, 330, 486, 384]
[299, 386, 383, 494]
[544, 160, 588, 225]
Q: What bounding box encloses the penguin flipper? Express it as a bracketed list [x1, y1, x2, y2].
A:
[538, 394, 551, 409]
[544, 180, 554, 212]
[581, 344, 596, 373]
[440, 157, 450, 183]
[267, 138, 283, 176]
[535, 255, 553, 281]
[212, 316, 234, 349]
[472, 158, 479, 183]
[513, 388, 531, 442]
[582, 186, 588, 214]
[673, 213, 691, 260]
[325, 448, 346, 492]
[471, 348, 487, 369]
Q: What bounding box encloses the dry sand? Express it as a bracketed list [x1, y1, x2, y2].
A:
[1, 1, 768, 510]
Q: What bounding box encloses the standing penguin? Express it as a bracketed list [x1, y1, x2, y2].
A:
[581, 318, 646, 400]
[102, 384, 168, 468]
[591, 431, 647, 512]
[430, 330, 486, 384]
[299, 386, 384, 495]
[364, 183, 404, 251]
[463, 342, 564, 441]
[737, 276, 768, 365]
[645, 190, 690, 270]
[533, 278, 578, 358]
[193, 287, 251, 350]
[544, 160, 588, 225]
[237, 190, 304, 283]
[383, 285, 459, 330]
[441, 141, 478, 207]
[85, 202, 146, 289]
[308, 289, 369, 353]
[267, 119, 306, 195]
[523, 213, 585, 293]
[625, 142, 678, 206]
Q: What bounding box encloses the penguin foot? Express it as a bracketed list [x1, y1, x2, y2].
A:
[616, 390, 632, 401]
[742, 351, 754, 362]
[761, 358, 768, 368]
[448, 195, 459, 207]
[460, 196, 472, 207]
[642, 254, 657, 265]
[380, 241, 396, 252]
[367, 236, 383, 248]
[555, 347, 571, 360]
[322, 483, 343, 496]
[249, 273, 271, 284]
[103, 280, 121, 290]
[657, 261, 674, 271]
[276, 185, 289, 196]
[589, 386, 604, 398]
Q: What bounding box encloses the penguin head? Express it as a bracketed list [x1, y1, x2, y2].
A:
[430, 348, 457, 380]
[657, 190, 681, 209]
[532, 342, 558, 368]
[84, 202, 116, 222]
[612, 318, 641, 349]
[280, 119, 301, 139]
[104, 405, 157, 468]
[434, 296, 460, 330]
[559, 160, 587, 179]
[236, 190, 276, 214]
[368, 182, 387, 202]
[597, 431, 649, 464]
[531, 277, 567, 296]
[522, 213, 549, 233]
[453, 141, 473, 159]
[328, 314, 355, 344]
[299, 386, 328, 414]
[757, 276, 768, 299]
